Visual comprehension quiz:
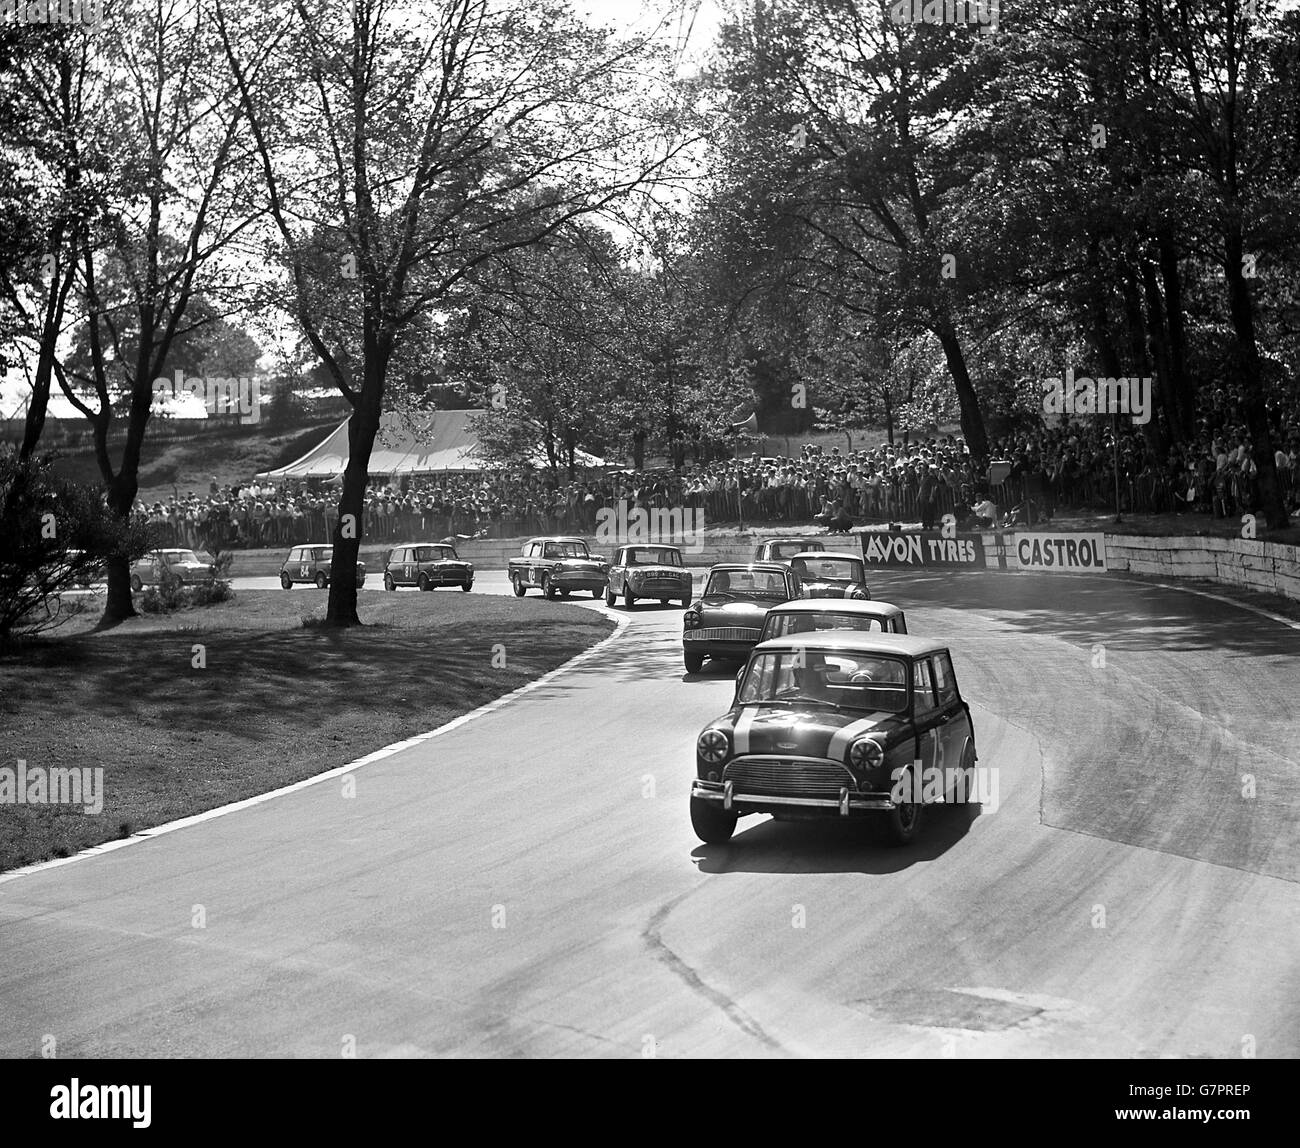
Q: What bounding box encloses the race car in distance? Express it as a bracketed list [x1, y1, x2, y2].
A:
[690, 633, 977, 846]
[757, 598, 907, 644]
[280, 544, 367, 590]
[682, 562, 801, 673]
[752, 538, 826, 565]
[383, 542, 472, 591]
[509, 536, 609, 599]
[605, 543, 693, 608]
[789, 551, 871, 600]
[129, 548, 217, 592]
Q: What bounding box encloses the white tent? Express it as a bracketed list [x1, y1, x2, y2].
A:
[256, 409, 605, 479]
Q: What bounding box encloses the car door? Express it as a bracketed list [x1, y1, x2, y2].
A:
[610, 548, 625, 593]
[911, 657, 945, 798]
[932, 651, 971, 790]
[402, 548, 415, 585]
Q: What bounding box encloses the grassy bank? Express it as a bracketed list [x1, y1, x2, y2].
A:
[0, 591, 614, 872]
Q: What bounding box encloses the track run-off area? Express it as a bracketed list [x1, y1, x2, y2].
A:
[1, 567, 1296, 1057]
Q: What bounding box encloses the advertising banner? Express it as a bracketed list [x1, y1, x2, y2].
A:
[861, 531, 987, 569]
[1013, 532, 1108, 572]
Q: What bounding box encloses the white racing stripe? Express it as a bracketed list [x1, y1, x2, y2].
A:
[733, 707, 757, 754]
[826, 712, 890, 760]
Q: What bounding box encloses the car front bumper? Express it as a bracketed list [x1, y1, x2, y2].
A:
[551, 570, 606, 589]
[691, 778, 897, 815]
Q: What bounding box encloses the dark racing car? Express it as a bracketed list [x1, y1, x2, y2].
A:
[689, 632, 977, 846]
[681, 562, 801, 673]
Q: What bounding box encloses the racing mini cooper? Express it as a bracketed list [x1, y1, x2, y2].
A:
[383, 543, 472, 591]
[682, 562, 801, 673]
[129, 548, 217, 592]
[789, 551, 871, 599]
[509, 536, 609, 599]
[690, 632, 977, 846]
[752, 538, 826, 565]
[757, 598, 907, 644]
[605, 544, 692, 608]
[280, 545, 367, 590]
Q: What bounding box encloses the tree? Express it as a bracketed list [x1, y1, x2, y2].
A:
[218, 0, 697, 625]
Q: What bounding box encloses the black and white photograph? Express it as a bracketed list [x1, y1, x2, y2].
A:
[0, 0, 1296, 1103]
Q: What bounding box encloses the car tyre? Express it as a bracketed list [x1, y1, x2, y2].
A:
[691, 795, 737, 844]
[681, 593, 692, 608]
[280, 572, 293, 590]
[383, 572, 395, 591]
[604, 584, 617, 606]
[624, 586, 636, 609]
[418, 573, 431, 592]
[461, 582, 472, 592]
[511, 573, 526, 597]
[683, 650, 705, 673]
[542, 574, 558, 600]
[592, 587, 602, 599]
[129, 574, 143, 593]
[884, 769, 923, 846]
[315, 573, 328, 590]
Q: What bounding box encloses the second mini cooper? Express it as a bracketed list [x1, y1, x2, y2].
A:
[383, 543, 474, 591]
[788, 551, 871, 599]
[605, 544, 693, 608]
[280, 545, 367, 590]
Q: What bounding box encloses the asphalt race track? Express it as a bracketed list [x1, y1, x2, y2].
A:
[1, 569, 1296, 1058]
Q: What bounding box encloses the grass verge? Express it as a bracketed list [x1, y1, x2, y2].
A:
[0, 590, 614, 872]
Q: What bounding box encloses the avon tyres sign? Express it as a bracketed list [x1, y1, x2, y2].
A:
[861, 532, 987, 569]
[1013, 532, 1107, 572]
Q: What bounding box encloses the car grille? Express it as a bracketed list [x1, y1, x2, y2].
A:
[723, 757, 857, 797]
[635, 578, 686, 592]
[686, 627, 760, 642]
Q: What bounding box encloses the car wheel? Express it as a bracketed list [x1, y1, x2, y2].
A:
[280, 572, 293, 590]
[624, 586, 636, 609]
[604, 584, 617, 606]
[958, 741, 978, 810]
[592, 587, 602, 599]
[683, 650, 705, 673]
[418, 573, 431, 591]
[681, 593, 692, 608]
[129, 574, 143, 593]
[690, 795, 737, 844]
[884, 769, 923, 846]
[511, 573, 526, 597]
[315, 573, 328, 590]
[383, 573, 395, 591]
[461, 582, 472, 592]
[542, 574, 557, 600]
[560, 588, 571, 597]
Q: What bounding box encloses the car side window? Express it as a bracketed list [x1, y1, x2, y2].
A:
[934, 652, 959, 705]
[913, 659, 940, 715]
[527, 543, 539, 558]
[288, 549, 300, 562]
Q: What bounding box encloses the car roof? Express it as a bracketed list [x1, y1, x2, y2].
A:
[392, 541, 453, 547]
[761, 538, 822, 547]
[530, 536, 587, 544]
[708, 562, 792, 574]
[753, 632, 946, 657]
[621, 542, 682, 550]
[790, 550, 861, 562]
[765, 598, 903, 618]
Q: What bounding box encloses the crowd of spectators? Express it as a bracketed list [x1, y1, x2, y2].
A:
[140, 396, 1299, 551]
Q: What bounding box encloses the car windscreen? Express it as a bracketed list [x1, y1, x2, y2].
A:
[627, 548, 682, 566]
[171, 551, 202, 564]
[543, 543, 589, 558]
[762, 613, 889, 640]
[792, 557, 863, 582]
[415, 546, 455, 561]
[705, 570, 789, 598]
[738, 651, 909, 712]
[772, 543, 806, 559]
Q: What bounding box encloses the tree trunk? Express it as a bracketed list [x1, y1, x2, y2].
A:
[932, 316, 989, 461]
[1158, 232, 1194, 440]
[325, 340, 388, 627]
[1222, 229, 1285, 529]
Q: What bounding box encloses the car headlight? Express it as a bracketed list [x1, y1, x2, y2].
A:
[849, 737, 884, 770]
[684, 611, 701, 629]
[851, 588, 868, 600]
[697, 728, 729, 764]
